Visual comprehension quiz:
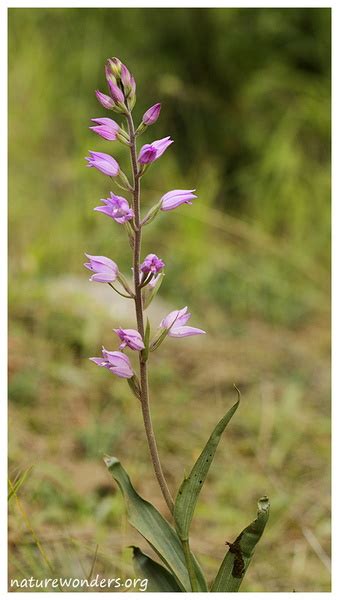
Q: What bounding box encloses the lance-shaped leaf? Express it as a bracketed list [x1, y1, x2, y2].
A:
[105, 457, 207, 591]
[131, 546, 181, 592]
[211, 496, 270, 592]
[174, 390, 240, 540]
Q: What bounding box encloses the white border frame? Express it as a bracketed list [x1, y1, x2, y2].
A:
[3, 1, 333, 597]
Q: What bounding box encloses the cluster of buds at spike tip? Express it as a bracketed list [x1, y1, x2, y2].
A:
[102, 57, 136, 113]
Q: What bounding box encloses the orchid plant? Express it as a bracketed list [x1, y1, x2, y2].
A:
[85, 57, 270, 592]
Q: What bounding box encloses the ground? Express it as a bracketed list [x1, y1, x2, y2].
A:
[8, 271, 330, 592]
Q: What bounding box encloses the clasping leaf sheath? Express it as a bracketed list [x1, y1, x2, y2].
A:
[104, 457, 208, 591]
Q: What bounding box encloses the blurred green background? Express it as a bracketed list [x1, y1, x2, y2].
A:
[8, 7, 330, 592]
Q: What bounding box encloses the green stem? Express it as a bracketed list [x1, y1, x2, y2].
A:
[107, 282, 133, 299]
[182, 539, 198, 592]
[126, 110, 174, 514]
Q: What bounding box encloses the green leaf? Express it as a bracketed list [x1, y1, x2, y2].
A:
[150, 327, 169, 352]
[142, 272, 165, 309]
[131, 546, 181, 592]
[211, 496, 270, 592]
[174, 389, 240, 540]
[105, 457, 207, 591]
[189, 553, 208, 591]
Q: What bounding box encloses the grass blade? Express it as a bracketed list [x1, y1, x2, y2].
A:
[8, 466, 33, 501]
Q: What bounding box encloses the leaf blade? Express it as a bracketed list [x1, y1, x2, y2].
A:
[131, 546, 181, 592]
[174, 391, 240, 540]
[105, 457, 207, 591]
[211, 496, 270, 592]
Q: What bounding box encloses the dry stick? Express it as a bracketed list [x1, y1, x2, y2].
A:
[126, 111, 174, 514]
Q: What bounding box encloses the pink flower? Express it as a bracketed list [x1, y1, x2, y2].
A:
[90, 348, 134, 378]
[138, 136, 173, 164]
[85, 151, 120, 177]
[90, 118, 120, 141]
[160, 307, 206, 338]
[161, 189, 197, 211]
[140, 254, 165, 275]
[84, 254, 119, 283]
[113, 328, 145, 351]
[94, 192, 134, 223]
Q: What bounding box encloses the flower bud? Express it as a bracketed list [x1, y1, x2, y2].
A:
[105, 57, 136, 112]
[107, 80, 125, 104]
[106, 57, 122, 80]
[142, 103, 161, 126]
[121, 64, 134, 95]
[161, 189, 197, 211]
[138, 136, 173, 165]
[85, 151, 120, 177]
[90, 117, 120, 141]
[95, 90, 115, 110]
